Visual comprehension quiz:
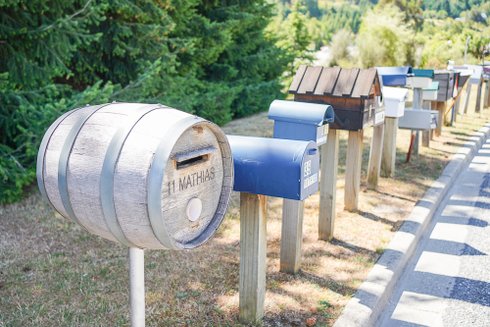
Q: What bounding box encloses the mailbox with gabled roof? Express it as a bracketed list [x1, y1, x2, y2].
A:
[289, 65, 383, 131]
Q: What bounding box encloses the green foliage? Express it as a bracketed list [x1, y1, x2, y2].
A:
[357, 4, 415, 67]
[0, 0, 289, 203]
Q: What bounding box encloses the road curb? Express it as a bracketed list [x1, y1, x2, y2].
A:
[333, 122, 490, 327]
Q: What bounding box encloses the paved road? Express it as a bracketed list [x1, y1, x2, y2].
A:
[378, 139, 490, 327]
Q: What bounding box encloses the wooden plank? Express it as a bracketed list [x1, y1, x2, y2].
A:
[367, 123, 384, 190]
[314, 67, 341, 95]
[351, 69, 376, 98]
[239, 193, 267, 323]
[381, 117, 398, 178]
[343, 68, 360, 96]
[344, 130, 363, 212]
[319, 129, 339, 240]
[333, 68, 355, 97]
[280, 199, 304, 274]
[288, 65, 307, 94]
[297, 66, 322, 94]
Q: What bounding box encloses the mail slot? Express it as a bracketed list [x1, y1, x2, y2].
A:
[377, 66, 412, 87]
[37, 102, 233, 250]
[398, 109, 438, 130]
[267, 100, 334, 145]
[423, 81, 439, 101]
[382, 86, 408, 117]
[407, 69, 434, 89]
[228, 136, 319, 200]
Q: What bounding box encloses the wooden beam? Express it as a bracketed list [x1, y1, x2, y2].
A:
[319, 129, 339, 241]
[239, 193, 267, 323]
[344, 130, 363, 212]
[367, 123, 384, 190]
[280, 199, 304, 274]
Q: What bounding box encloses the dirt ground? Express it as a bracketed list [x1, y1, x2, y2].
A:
[1, 83, 489, 327]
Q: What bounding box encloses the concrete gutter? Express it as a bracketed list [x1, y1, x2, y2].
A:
[334, 123, 490, 327]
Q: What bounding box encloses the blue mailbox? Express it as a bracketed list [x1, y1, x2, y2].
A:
[268, 100, 334, 145]
[228, 135, 319, 200]
[377, 66, 412, 86]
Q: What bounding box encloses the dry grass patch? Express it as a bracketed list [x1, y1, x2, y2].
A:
[1, 87, 489, 326]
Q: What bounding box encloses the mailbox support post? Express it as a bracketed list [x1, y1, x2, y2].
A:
[421, 101, 431, 147]
[319, 129, 339, 240]
[129, 247, 145, 327]
[463, 80, 473, 114]
[280, 199, 304, 273]
[239, 193, 267, 323]
[484, 79, 490, 109]
[412, 87, 424, 156]
[345, 130, 363, 212]
[381, 117, 398, 178]
[476, 77, 483, 114]
[367, 123, 384, 190]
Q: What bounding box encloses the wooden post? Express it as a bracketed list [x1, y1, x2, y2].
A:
[435, 101, 444, 137]
[367, 123, 384, 190]
[319, 129, 338, 241]
[412, 88, 423, 155]
[484, 79, 490, 109]
[280, 200, 304, 274]
[344, 130, 363, 212]
[422, 100, 431, 147]
[381, 117, 398, 178]
[463, 81, 473, 114]
[453, 92, 461, 122]
[239, 193, 267, 323]
[475, 77, 483, 113]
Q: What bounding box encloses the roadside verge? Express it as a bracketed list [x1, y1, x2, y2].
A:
[334, 122, 490, 327]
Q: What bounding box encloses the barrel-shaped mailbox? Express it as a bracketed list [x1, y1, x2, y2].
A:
[268, 100, 334, 145]
[228, 136, 319, 200]
[37, 102, 233, 250]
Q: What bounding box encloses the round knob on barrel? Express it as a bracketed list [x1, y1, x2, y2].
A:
[186, 198, 202, 222]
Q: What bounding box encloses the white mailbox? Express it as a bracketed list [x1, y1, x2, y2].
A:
[423, 81, 439, 101]
[382, 87, 408, 118]
[398, 108, 438, 130]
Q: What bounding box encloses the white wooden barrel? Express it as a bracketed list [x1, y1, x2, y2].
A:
[37, 102, 233, 250]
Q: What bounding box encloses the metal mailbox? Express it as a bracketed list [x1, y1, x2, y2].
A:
[398, 109, 438, 130]
[377, 66, 412, 87]
[289, 66, 383, 131]
[382, 86, 409, 118]
[423, 81, 439, 101]
[267, 100, 334, 145]
[407, 69, 434, 89]
[228, 135, 319, 200]
[433, 70, 456, 101]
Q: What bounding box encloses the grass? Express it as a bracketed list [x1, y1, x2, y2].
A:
[1, 83, 489, 326]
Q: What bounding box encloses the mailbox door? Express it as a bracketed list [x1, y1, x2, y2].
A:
[300, 143, 320, 199]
